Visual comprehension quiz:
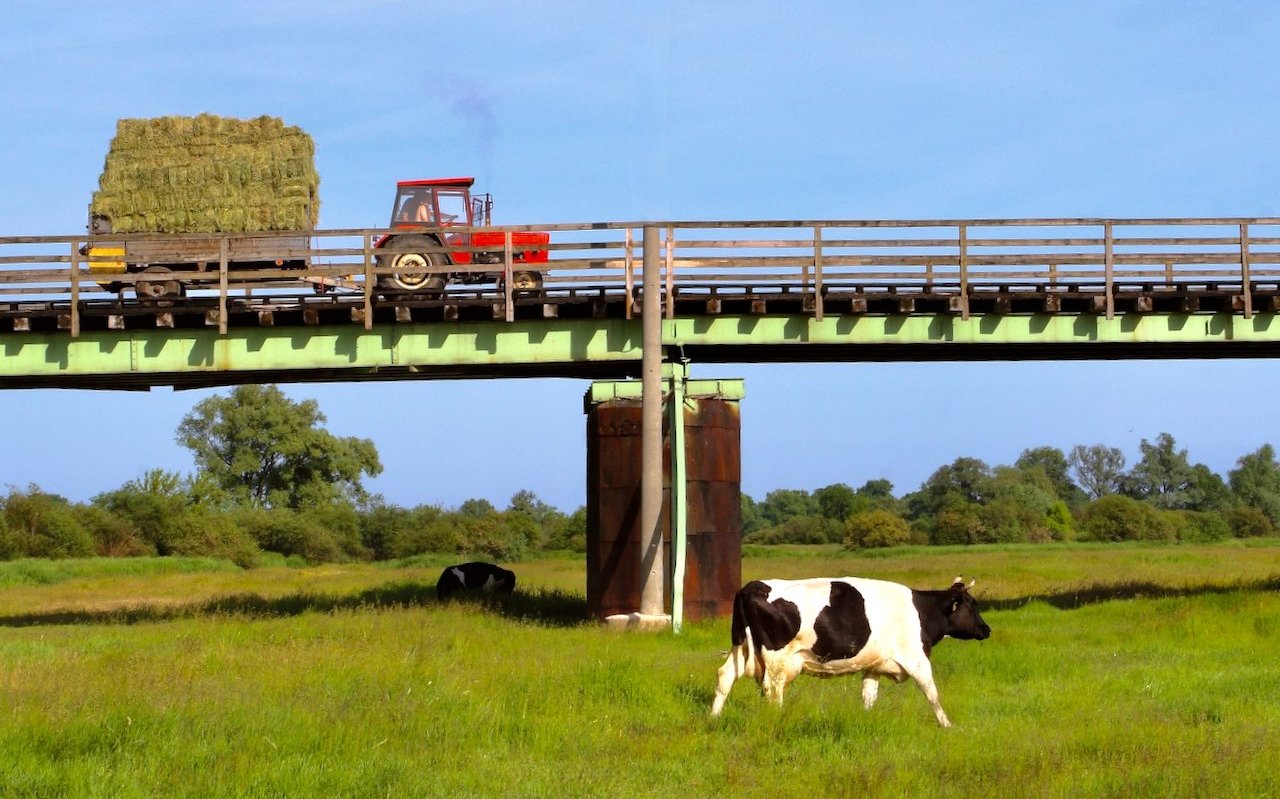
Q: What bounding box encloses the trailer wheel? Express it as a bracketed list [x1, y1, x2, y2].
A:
[500, 270, 544, 295]
[378, 235, 447, 294]
[134, 266, 186, 302]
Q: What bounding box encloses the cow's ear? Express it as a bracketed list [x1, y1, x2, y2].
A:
[948, 599, 960, 614]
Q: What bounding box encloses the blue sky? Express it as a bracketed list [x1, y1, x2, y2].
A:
[3, 1, 1280, 511]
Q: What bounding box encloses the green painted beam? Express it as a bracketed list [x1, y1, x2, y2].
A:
[5, 311, 1280, 389]
[663, 312, 1280, 347]
[0, 319, 643, 388]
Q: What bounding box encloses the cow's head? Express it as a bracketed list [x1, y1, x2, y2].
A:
[943, 577, 991, 640]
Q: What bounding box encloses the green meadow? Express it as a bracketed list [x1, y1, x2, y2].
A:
[2, 542, 1278, 798]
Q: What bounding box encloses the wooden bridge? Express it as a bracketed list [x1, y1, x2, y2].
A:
[3, 216, 1280, 389]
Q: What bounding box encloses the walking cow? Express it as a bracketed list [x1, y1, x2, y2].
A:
[710, 576, 990, 727]
[436, 562, 517, 601]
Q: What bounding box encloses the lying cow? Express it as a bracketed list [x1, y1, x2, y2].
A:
[436, 562, 517, 601]
[711, 576, 990, 727]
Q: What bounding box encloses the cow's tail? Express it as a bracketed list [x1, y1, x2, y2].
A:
[729, 584, 761, 679]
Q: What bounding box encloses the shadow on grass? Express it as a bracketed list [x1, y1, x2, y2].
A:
[982, 575, 1280, 612]
[0, 581, 590, 629]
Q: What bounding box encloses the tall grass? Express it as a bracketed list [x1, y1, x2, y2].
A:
[2, 542, 1278, 797]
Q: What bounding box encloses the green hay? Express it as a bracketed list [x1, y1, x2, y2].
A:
[90, 114, 320, 234]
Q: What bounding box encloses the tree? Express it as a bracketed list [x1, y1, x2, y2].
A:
[1124, 433, 1197, 509]
[1016, 446, 1086, 506]
[758, 489, 818, 527]
[904, 457, 992, 520]
[740, 494, 764, 536]
[1069, 444, 1126, 499]
[458, 498, 497, 518]
[813, 483, 857, 522]
[1228, 444, 1280, 525]
[176, 385, 382, 510]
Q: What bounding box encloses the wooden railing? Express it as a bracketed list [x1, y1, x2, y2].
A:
[3, 217, 1279, 336]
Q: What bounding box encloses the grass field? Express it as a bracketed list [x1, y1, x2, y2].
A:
[1, 542, 1278, 798]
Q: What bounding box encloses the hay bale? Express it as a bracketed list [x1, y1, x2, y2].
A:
[90, 114, 320, 234]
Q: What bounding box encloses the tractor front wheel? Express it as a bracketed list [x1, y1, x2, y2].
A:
[500, 270, 544, 295]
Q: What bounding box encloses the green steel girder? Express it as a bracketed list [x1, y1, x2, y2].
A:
[4, 312, 1280, 389]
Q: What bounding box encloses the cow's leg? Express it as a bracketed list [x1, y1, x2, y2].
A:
[861, 675, 879, 709]
[762, 652, 804, 707]
[899, 658, 951, 728]
[711, 644, 751, 716]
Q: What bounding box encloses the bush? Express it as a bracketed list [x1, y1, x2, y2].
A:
[843, 509, 911, 549]
[746, 515, 841, 545]
[76, 505, 155, 557]
[385, 507, 462, 559]
[1225, 505, 1274, 539]
[233, 507, 345, 564]
[0, 488, 94, 560]
[1078, 495, 1177, 542]
[1171, 510, 1231, 543]
[168, 510, 260, 568]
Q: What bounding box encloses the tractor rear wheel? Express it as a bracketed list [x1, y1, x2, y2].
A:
[378, 235, 447, 294]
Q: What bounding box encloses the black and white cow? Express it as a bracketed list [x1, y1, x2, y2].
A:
[435, 562, 517, 601]
[711, 576, 990, 727]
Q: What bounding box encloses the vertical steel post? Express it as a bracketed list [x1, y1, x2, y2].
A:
[640, 226, 665, 617]
[668, 359, 689, 633]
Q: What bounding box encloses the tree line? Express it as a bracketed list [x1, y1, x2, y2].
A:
[3, 386, 1279, 565]
[744, 436, 1280, 548]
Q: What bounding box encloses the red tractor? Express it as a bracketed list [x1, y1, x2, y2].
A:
[374, 177, 549, 294]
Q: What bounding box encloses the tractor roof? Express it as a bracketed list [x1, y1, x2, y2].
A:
[396, 177, 475, 189]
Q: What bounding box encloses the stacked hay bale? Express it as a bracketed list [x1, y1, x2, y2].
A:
[90, 114, 320, 234]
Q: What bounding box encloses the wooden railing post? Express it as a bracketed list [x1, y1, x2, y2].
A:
[69, 241, 81, 338]
[218, 237, 229, 335]
[1240, 222, 1253, 319]
[664, 225, 675, 319]
[504, 231, 515, 322]
[1103, 221, 1115, 320]
[624, 227, 635, 320]
[813, 225, 824, 322]
[362, 233, 374, 331]
[958, 224, 970, 320]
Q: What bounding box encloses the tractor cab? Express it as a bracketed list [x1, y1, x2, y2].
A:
[375, 176, 548, 296]
[390, 177, 492, 229]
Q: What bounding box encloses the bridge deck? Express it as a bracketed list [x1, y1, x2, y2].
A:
[3, 217, 1280, 387]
